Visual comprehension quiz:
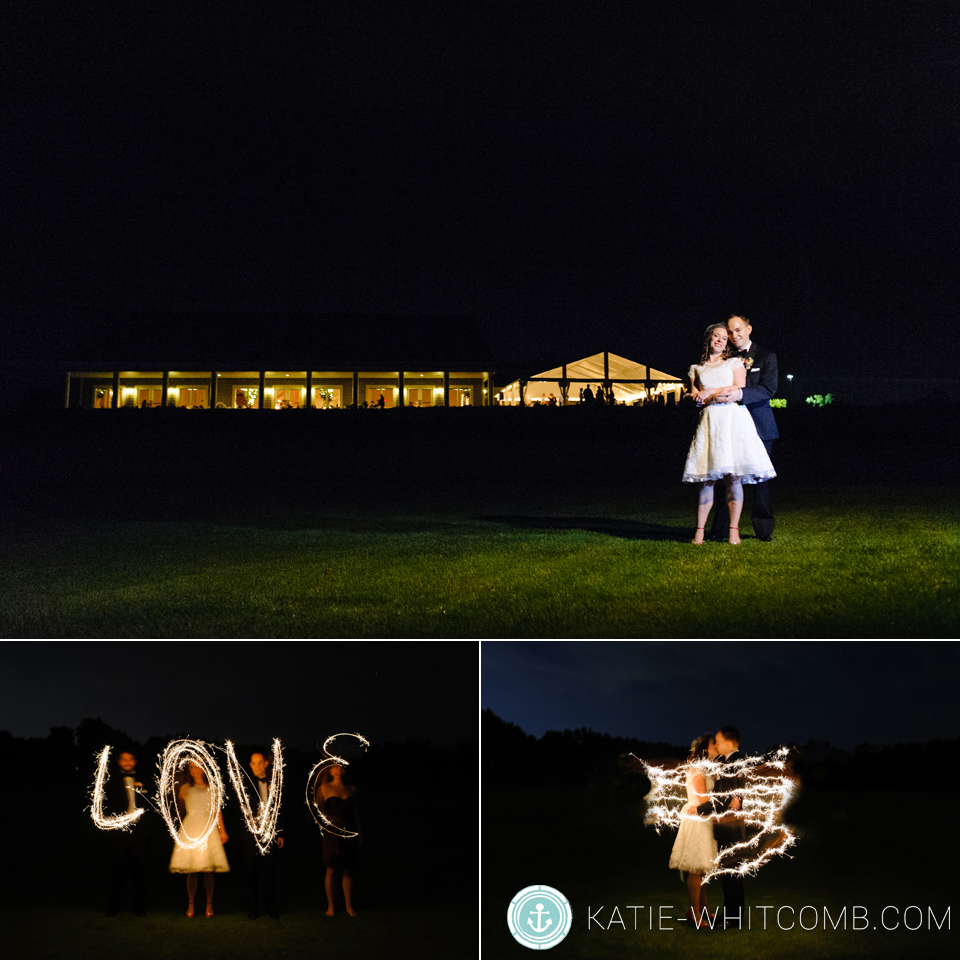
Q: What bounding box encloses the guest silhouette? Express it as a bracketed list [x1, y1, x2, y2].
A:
[317, 764, 363, 917]
[241, 751, 284, 920]
[104, 748, 154, 917]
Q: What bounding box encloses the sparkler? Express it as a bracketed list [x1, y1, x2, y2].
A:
[89, 746, 145, 831]
[224, 738, 283, 854]
[158, 739, 225, 850]
[637, 746, 797, 881]
[305, 732, 369, 837]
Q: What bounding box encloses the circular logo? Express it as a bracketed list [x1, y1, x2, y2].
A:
[507, 885, 572, 950]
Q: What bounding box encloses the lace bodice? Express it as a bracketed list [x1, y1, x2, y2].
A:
[688, 356, 743, 390]
[685, 766, 715, 806]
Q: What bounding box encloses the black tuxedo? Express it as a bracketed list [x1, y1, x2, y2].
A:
[710, 342, 778, 540]
[104, 766, 154, 915]
[696, 750, 747, 928]
[239, 774, 282, 918]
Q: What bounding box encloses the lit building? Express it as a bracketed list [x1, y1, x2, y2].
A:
[59, 313, 496, 411]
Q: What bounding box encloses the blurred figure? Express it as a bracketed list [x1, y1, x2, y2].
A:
[169, 761, 229, 918]
[668, 734, 719, 928]
[317, 764, 363, 916]
[105, 749, 154, 917]
[242, 751, 284, 920]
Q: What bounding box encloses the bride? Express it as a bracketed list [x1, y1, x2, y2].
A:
[668, 734, 719, 928]
[168, 760, 230, 918]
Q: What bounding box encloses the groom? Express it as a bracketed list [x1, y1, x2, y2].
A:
[696, 726, 746, 929]
[104, 748, 154, 917]
[709, 315, 779, 541]
[242, 750, 285, 919]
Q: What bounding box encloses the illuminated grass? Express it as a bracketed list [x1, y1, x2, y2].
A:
[483, 784, 957, 958]
[1, 485, 957, 637]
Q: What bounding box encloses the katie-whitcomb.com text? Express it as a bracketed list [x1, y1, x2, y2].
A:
[587, 905, 950, 932]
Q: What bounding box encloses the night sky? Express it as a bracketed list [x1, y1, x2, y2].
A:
[1, 641, 478, 750]
[4, 2, 957, 381]
[481, 641, 960, 751]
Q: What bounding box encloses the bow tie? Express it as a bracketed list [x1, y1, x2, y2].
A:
[256, 777, 268, 783]
[738, 348, 748, 355]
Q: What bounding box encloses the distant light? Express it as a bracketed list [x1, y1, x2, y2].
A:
[787, 375, 794, 380]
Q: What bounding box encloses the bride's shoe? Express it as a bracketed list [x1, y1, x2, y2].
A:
[205, 903, 214, 918]
[728, 525, 740, 545]
[186, 903, 195, 919]
[684, 908, 705, 929]
[691, 526, 705, 545]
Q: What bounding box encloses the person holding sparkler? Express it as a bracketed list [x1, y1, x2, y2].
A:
[242, 750, 284, 920]
[168, 760, 230, 918]
[103, 748, 154, 917]
[696, 726, 746, 928]
[668, 733, 720, 929]
[317, 763, 363, 917]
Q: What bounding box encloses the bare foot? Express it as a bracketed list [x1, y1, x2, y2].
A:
[325, 907, 335, 917]
[346, 907, 359, 917]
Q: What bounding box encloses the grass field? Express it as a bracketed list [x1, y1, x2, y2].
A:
[7, 785, 475, 960]
[482, 784, 959, 959]
[1, 480, 957, 637]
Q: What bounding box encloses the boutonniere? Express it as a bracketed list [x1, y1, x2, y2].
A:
[742, 356, 754, 371]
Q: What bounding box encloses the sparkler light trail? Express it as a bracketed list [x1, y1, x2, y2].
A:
[224, 738, 283, 855]
[89, 746, 145, 831]
[305, 732, 369, 837]
[158, 739, 225, 850]
[636, 747, 797, 881]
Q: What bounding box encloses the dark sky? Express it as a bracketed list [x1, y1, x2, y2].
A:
[481, 640, 960, 751]
[1, 641, 478, 750]
[4, 1, 958, 379]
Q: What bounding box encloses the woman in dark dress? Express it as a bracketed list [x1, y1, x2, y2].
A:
[317, 764, 363, 916]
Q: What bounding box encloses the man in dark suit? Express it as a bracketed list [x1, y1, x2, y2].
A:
[242, 750, 284, 920]
[710, 315, 779, 541]
[697, 726, 746, 929]
[104, 749, 153, 917]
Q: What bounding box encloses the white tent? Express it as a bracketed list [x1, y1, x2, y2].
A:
[497, 351, 685, 405]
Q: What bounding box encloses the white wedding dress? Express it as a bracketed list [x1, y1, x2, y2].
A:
[682, 357, 776, 484]
[668, 767, 718, 874]
[168, 784, 230, 874]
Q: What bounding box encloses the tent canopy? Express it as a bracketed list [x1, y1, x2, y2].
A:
[499, 351, 685, 404]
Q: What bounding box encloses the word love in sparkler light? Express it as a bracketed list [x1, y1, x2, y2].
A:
[90, 745, 145, 831]
[158, 739, 226, 850]
[305, 732, 370, 837]
[640, 747, 797, 881]
[225, 738, 283, 855]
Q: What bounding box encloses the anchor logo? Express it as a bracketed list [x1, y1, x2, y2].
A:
[527, 903, 552, 933]
[508, 884, 571, 950]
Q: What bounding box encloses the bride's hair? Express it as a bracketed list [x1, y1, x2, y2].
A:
[688, 733, 714, 761]
[699, 324, 735, 364]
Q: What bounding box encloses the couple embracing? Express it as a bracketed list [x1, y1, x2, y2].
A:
[683, 315, 778, 544]
[668, 726, 746, 930]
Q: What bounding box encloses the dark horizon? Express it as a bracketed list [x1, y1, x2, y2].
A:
[481, 641, 960, 753]
[0, 641, 478, 752]
[4, 1, 958, 386]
